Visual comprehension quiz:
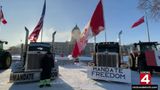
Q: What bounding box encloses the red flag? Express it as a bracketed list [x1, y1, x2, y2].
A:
[72, 42, 80, 58]
[90, 0, 105, 36]
[0, 6, 7, 24]
[72, 0, 105, 58]
[131, 16, 144, 28]
[28, 0, 46, 42]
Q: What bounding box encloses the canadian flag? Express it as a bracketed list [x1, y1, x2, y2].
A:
[72, 0, 105, 58]
[0, 6, 7, 24]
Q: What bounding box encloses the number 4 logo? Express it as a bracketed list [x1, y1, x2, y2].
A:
[140, 72, 151, 85]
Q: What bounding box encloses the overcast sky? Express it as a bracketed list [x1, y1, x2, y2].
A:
[0, 0, 160, 49]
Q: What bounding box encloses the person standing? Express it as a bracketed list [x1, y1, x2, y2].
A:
[39, 51, 54, 88]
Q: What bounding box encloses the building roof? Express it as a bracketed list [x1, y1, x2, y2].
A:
[72, 25, 80, 32]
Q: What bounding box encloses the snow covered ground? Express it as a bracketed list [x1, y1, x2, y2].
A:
[0, 56, 159, 90]
[1, 64, 160, 90]
[0, 64, 130, 90]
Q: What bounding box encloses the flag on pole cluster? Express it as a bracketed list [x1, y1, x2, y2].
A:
[0, 6, 7, 24]
[28, 0, 46, 42]
[131, 16, 144, 28]
[72, 0, 105, 58]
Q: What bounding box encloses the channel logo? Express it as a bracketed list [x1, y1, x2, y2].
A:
[132, 71, 158, 90]
[140, 71, 151, 85]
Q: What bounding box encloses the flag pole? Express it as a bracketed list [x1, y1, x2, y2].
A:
[40, 0, 46, 42]
[94, 36, 96, 53]
[41, 28, 43, 42]
[101, 0, 107, 42]
[105, 29, 107, 42]
[93, 36, 97, 65]
[145, 11, 151, 42]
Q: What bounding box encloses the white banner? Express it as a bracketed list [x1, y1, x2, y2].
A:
[87, 66, 131, 83]
[10, 68, 58, 83]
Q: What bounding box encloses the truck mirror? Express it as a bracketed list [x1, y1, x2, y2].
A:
[157, 44, 160, 50]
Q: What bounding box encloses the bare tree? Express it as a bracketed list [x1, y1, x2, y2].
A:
[138, 0, 160, 20]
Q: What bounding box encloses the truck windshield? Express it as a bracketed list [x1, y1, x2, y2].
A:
[140, 44, 157, 51]
[29, 46, 50, 51]
[96, 44, 119, 53]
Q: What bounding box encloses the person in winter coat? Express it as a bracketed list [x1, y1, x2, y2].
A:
[39, 51, 54, 88]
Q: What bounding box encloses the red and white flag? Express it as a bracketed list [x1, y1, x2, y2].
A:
[0, 6, 7, 24]
[131, 16, 144, 28]
[72, 0, 105, 58]
[28, 0, 46, 42]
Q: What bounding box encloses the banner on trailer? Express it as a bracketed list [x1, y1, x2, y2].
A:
[87, 66, 131, 83]
[10, 68, 58, 83]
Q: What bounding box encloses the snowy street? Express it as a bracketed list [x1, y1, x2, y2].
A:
[0, 65, 130, 90]
[0, 60, 160, 90]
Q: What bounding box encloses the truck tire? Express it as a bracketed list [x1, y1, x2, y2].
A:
[1, 52, 12, 69]
[154, 67, 160, 72]
[137, 55, 147, 72]
[129, 54, 136, 70]
[137, 57, 144, 72]
[138, 56, 154, 75]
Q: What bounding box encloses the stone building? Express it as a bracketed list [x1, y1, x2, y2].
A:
[53, 42, 93, 56]
[53, 25, 94, 56]
[70, 25, 81, 44]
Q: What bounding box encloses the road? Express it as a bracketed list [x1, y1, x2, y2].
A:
[0, 62, 160, 90]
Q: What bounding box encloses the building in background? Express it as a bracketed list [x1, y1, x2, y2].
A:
[53, 25, 94, 56]
[8, 25, 94, 57]
[70, 25, 81, 44]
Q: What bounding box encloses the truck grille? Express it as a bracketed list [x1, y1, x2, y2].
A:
[96, 52, 119, 67]
[25, 51, 46, 71]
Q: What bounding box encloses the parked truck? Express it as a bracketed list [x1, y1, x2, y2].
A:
[9, 28, 58, 83]
[129, 41, 160, 72]
[93, 42, 121, 67]
[0, 40, 12, 69]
